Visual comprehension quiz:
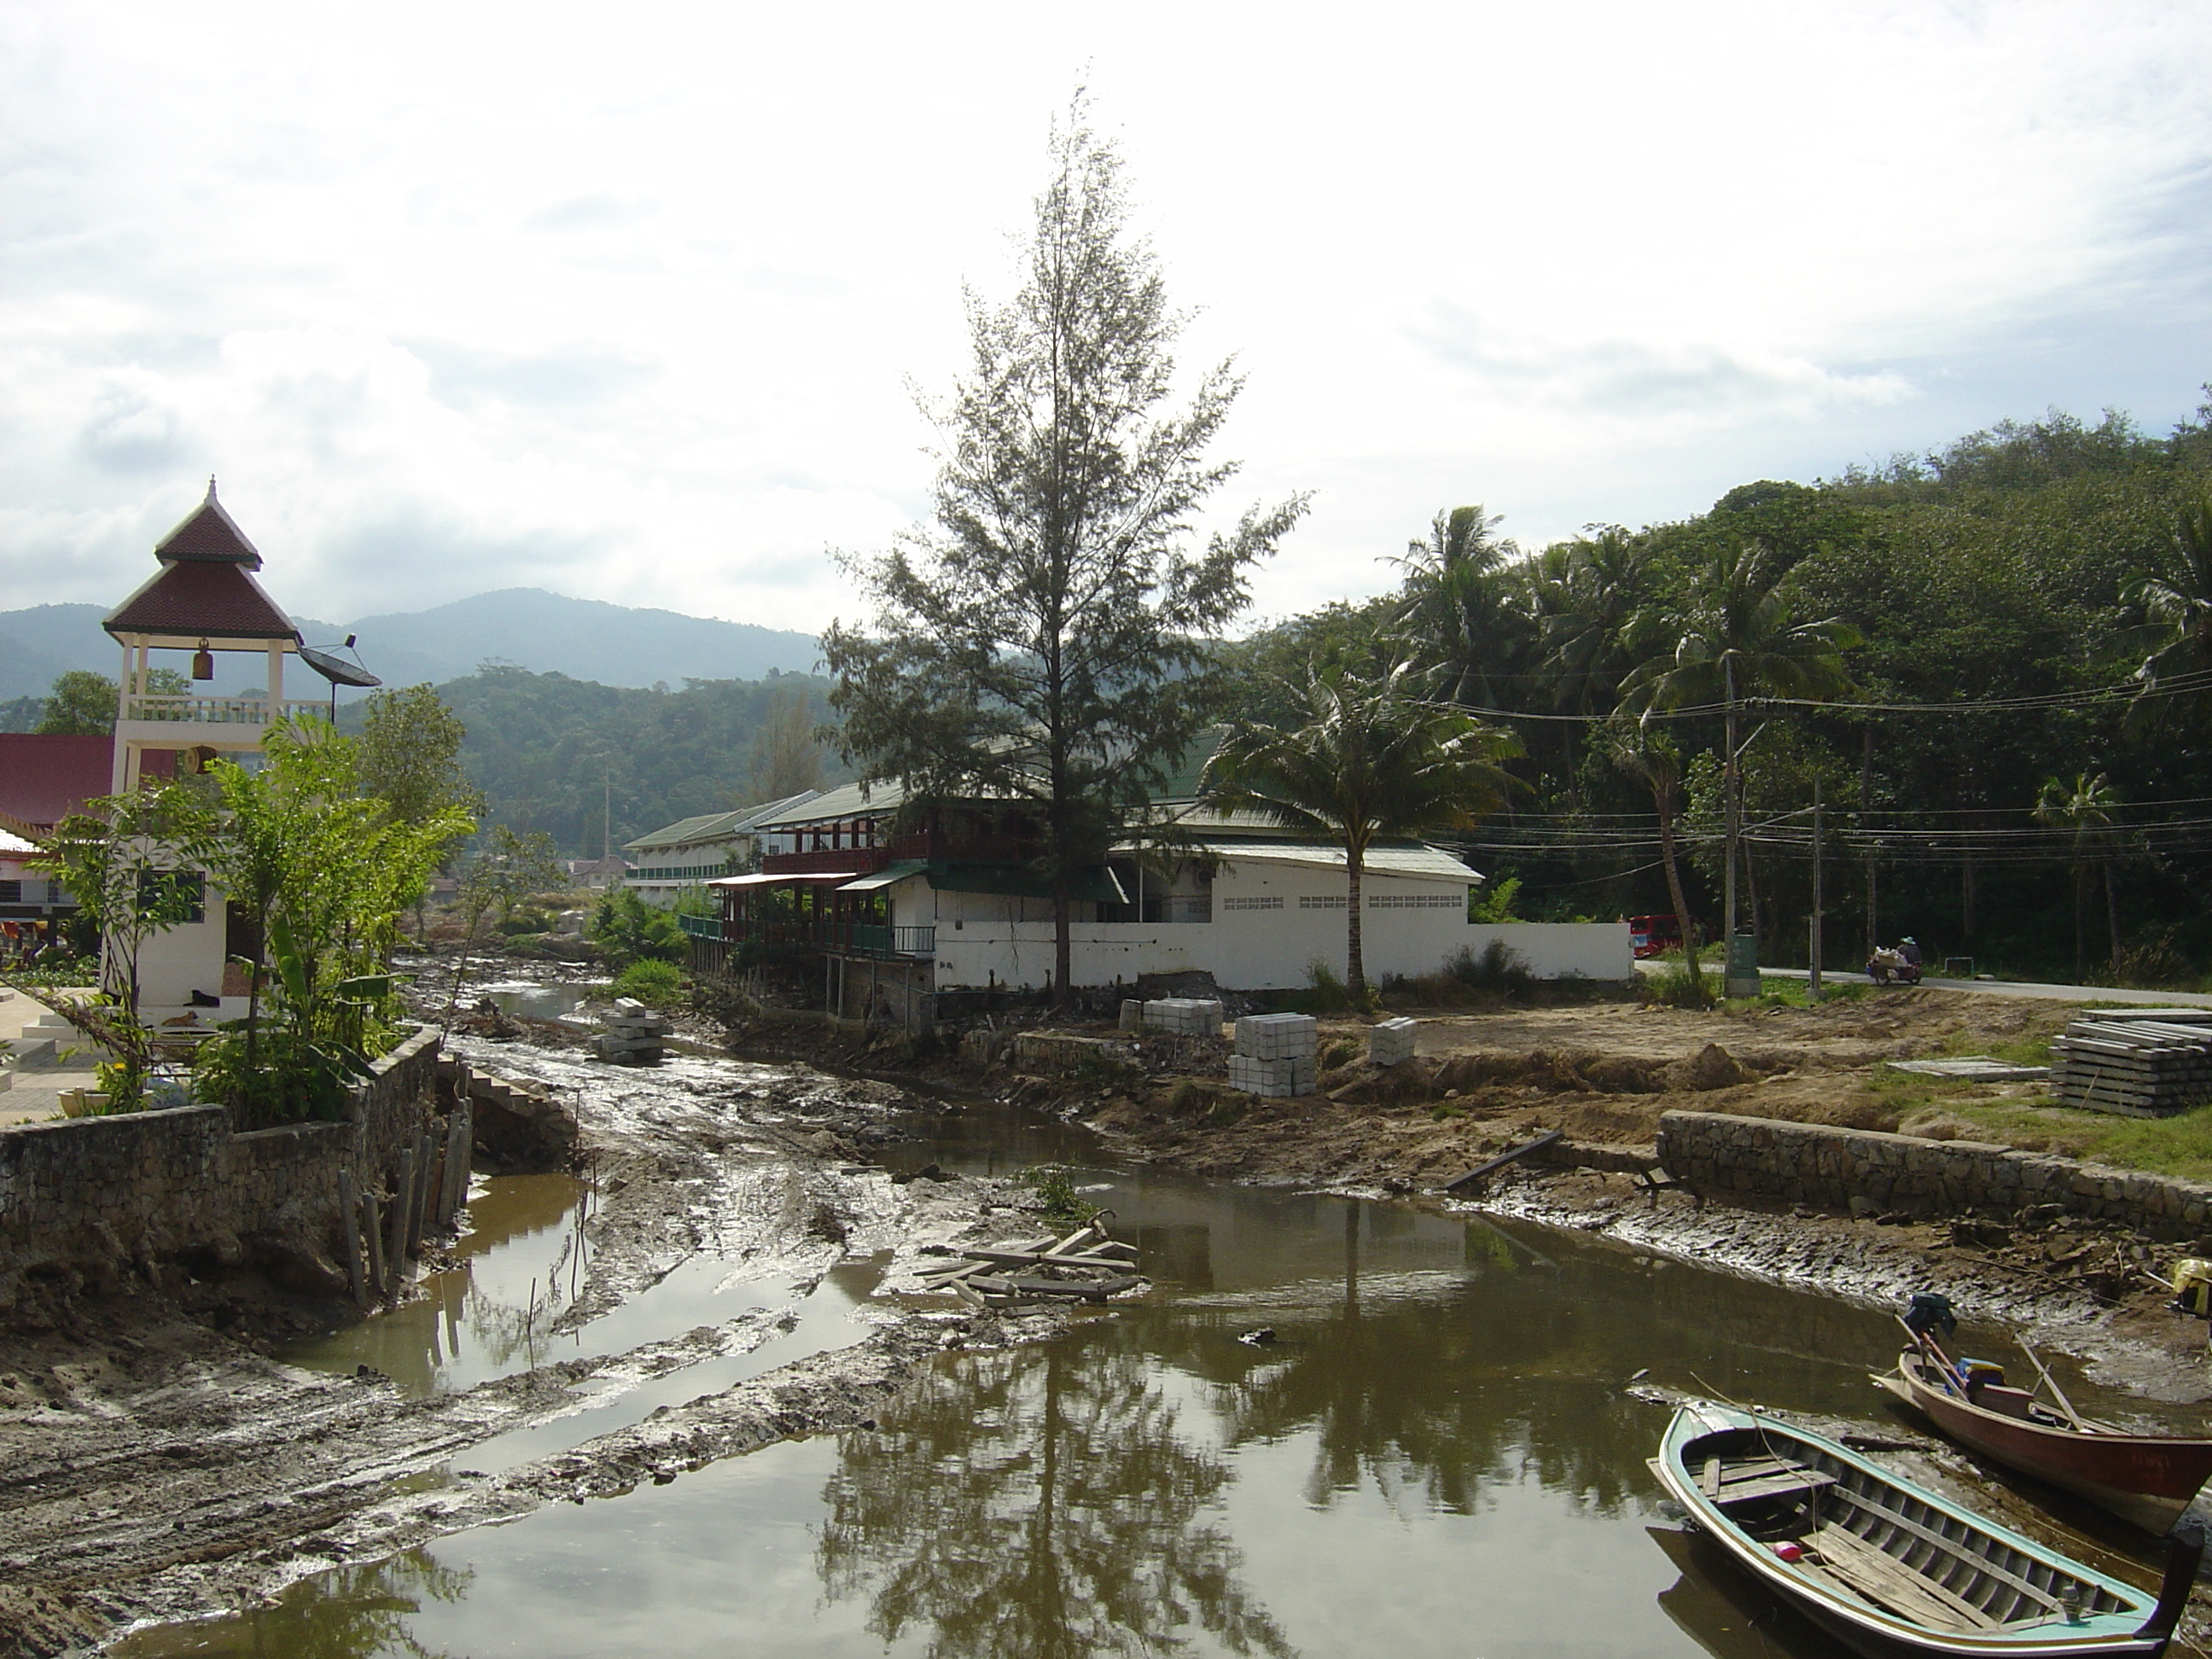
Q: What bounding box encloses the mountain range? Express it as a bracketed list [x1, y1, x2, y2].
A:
[0, 588, 824, 701]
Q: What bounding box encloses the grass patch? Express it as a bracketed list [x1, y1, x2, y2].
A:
[1900, 1094, 2212, 1183]
[1749, 978, 1870, 1010]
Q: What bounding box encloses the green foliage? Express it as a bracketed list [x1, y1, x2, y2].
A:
[1294, 957, 1381, 1016]
[822, 101, 1306, 1002]
[611, 956, 685, 1004]
[1467, 875, 1522, 923]
[1014, 1164, 1103, 1227]
[1645, 964, 1722, 1008]
[589, 888, 686, 968]
[358, 684, 485, 834]
[1447, 939, 1534, 997]
[356, 665, 849, 855]
[1205, 658, 1519, 996]
[34, 669, 119, 735]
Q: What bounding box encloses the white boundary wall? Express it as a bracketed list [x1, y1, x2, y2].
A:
[896, 858, 1633, 992]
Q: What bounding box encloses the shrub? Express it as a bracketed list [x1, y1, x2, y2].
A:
[1448, 939, 1534, 998]
[590, 888, 685, 968]
[1645, 964, 1720, 1008]
[1015, 1164, 1102, 1227]
[612, 957, 685, 1005]
[1296, 958, 1382, 1016]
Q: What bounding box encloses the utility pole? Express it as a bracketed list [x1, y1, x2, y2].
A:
[602, 769, 613, 864]
[1809, 777, 1824, 1003]
[1722, 659, 1761, 998]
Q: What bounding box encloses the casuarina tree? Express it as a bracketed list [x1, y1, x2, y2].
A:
[823, 96, 1306, 1002]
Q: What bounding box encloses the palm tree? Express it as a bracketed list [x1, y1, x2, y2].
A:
[1602, 717, 1708, 1005]
[1540, 526, 1652, 716]
[1622, 541, 1859, 958]
[2124, 486, 2212, 725]
[2034, 771, 2120, 983]
[1202, 660, 1519, 1000]
[1390, 506, 1528, 710]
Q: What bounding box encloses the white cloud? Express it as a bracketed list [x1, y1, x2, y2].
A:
[2, 0, 2209, 639]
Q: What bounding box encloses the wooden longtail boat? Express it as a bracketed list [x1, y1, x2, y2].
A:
[1874, 1348, 2212, 1536]
[1650, 1402, 2203, 1658]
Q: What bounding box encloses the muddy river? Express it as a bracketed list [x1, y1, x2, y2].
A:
[109, 1086, 2188, 1659]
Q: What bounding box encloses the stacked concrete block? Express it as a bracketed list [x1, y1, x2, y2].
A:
[1143, 998, 1224, 1038]
[592, 998, 671, 1065]
[1227, 1011, 1318, 1097]
[1369, 1016, 1417, 1068]
[1119, 999, 1145, 1033]
[1228, 1053, 1318, 1097]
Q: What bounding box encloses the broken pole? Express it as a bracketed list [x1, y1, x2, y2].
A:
[1442, 1129, 1563, 1193]
[339, 1169, 367, 1311]
[407, 1132, 434, 1256]
[361, 1188, 387, 1301]
[388, 1148, 414, 1282]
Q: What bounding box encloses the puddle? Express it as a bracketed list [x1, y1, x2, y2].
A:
[479, 983, 591, 1022]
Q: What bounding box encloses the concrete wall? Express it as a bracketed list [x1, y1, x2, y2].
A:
[0, 1026, 447, 1307]
[895, 862, 1633, 992]
[1657, 1109, 2212, 1241]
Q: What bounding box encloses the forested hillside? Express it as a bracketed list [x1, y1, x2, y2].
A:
[341, 667, 849, 855]
[1222, 395, 2212, 984]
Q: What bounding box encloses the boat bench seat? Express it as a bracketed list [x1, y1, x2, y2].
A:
[1711, 1467, 1838, 1511]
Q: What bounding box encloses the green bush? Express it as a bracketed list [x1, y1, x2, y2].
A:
[611, 957, 685, 1005]
[590, 888, 685, 968]
[1015, 1164, 1103, 1227]
[1645, 964, 1720, 1008]
[1448, 939, 1534, 997]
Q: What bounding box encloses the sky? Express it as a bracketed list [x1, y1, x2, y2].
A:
[3, 0, 2209, 640]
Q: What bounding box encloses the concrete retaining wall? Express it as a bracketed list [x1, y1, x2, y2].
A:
[1657, 1109, 2212, 1240]
[0, 1026, 450, 1307]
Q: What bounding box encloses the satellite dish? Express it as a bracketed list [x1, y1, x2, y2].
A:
[299, 644, 382, 689]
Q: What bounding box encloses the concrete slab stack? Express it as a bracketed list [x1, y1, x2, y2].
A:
[2052, 1013, 2212, 1115]
[592, 998, 672, 1065]
[1369, 1016, 1417, 1068]
[1142, 998, 1224, 1038]
[1227, 1012, 1317, 1097]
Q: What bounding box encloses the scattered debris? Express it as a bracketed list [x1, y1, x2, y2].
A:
[1442, 1128, 1563, 1193]
[916, 1220, 1144, 1307]
[1885, 1057, 2052, 1082]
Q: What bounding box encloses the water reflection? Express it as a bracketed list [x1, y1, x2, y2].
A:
[277, 1173, 591, 1395]
[120, 1551, 470, 1658]
[818, 1335, 1292, 1659]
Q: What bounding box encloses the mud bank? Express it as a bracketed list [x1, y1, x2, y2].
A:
[730, 1006, 2212, 1401]
[0, 1027, 1083, 1659]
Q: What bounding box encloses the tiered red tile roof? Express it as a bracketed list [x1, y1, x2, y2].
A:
[103, 480, 300, 644]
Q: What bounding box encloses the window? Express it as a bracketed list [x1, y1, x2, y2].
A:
[1368, 892, 1464, 909]
[0, 880, 19, 904]
[1299, 894, 1347, 910]
[1220, 895, 1283, 912]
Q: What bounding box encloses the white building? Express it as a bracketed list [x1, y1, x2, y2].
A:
[705, 775, 1630, 1020]
[623, 790, 821, 907]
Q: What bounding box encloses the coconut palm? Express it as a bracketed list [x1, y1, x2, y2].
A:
[2034, 771, 2121, 982]
[1391, 506, 1530, 710]
[2123, 487, 2212, 725]
[1622, 541, 1860, 952]
[1202, 660, 1520, 1000]
[1601, 717, 1708, 1006]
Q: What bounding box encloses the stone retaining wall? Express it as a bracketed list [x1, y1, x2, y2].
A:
[0, 1026, 450, 1307]
[1657, 1109, 2212, 1240]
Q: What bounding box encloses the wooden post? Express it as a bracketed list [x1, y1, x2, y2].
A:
[339, 1169, 366, 1311]
[362, 1188, 386, 1301]
[408, 1132, 434, 1255]
[388, 1149, 414, 1282]
[436, 1110, 466, 1225]
[446, 1101, 474, 1225]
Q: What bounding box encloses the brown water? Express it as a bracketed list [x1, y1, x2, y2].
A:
[117, 1101, 2180, 1658]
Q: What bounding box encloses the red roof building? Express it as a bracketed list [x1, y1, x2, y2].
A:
[0, 734, 114, 834]
[99, 480, 318, 794]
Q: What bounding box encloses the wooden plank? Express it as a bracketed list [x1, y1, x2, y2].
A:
[971, 1274, 1144, 1301]
[1712, 1470, 1838, 1510]
[1811, 1522, 1998, 1632]
[1832, 1486, 2060, 1619]
[940, 1248, 1138, 1272]
[1701, 1457, 1723, 1498]
[1443, 1129, 1563, 1193]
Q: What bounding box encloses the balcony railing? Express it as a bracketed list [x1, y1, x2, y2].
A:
[713, 917, 935, 958]
[762, 846, 891, 876]
[120, 694, 330, 725]
[848, 923, 936, 958]
[678, 913, 725, 940]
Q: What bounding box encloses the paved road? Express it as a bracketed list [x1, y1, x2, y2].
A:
[1752, 966, 2212, 1007]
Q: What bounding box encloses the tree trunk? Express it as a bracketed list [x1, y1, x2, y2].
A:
[2105, 858, 2121, 972]
[1656, 792, 1707, 1006]
[1052, 886, 1072, 1009]
[2073, 865, 2087, 985]
[1345, 853, 1366, 1001]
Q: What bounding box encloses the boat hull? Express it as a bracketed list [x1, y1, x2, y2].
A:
[1875, 1355, 2212, 1535]
[1652, 1401, 2187, 1659]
